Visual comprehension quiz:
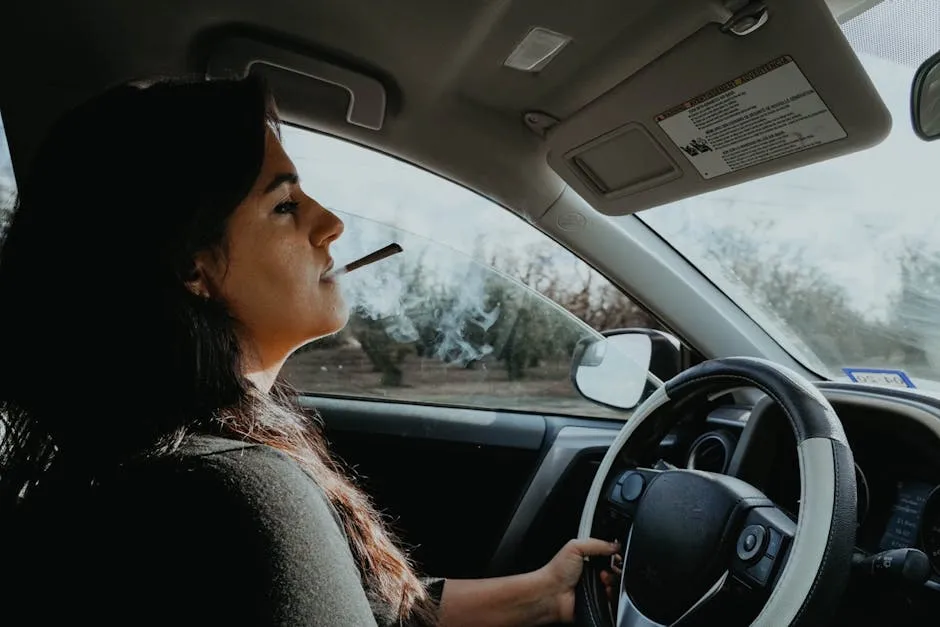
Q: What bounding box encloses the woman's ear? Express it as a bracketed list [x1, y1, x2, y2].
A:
[184, 275, 210, 299]
[183, 256, 213, 299]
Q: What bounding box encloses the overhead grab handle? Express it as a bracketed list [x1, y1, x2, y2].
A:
[207, 36, 387, 131]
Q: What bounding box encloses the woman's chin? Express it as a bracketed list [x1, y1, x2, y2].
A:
[312, 306, 351, 340]
[331, 300, 351, 331]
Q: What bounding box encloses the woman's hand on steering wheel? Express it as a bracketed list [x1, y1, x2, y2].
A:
[540, 538, 621, 623]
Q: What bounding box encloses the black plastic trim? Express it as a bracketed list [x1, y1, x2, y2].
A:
[300, 395, 547, 449]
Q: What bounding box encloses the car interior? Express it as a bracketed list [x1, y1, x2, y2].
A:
[4, 0, 940, 625]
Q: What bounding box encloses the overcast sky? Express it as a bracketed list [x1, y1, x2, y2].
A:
[637, 1, 935, 326]
[642, 51, 932, 315]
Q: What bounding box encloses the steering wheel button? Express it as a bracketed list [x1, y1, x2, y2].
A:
[766, 528, 782, 558]
[747, 556, 775, 586]
[736, 524, 766, 562]
[619, 472, 645, 502]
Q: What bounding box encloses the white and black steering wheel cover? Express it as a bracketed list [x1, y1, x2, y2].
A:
[576, 356, 856, 627]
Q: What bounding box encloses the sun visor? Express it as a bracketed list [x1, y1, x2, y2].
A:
[544, 0, 890, 216]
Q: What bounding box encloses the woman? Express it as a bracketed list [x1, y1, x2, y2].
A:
[0, 75, 619, 625]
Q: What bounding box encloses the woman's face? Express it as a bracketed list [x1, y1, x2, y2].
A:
[194, 127, 346, 368]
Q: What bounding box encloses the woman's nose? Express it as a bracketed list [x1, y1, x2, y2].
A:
[311, 203, 344, 247]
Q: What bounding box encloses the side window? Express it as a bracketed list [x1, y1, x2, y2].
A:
[281, 127, 665, 419]
[0, 112, 15, 229]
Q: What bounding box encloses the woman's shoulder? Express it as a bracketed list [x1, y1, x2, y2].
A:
[174, 432, 260, 457]
[118, 434, 329, 519]
[170, 433, 302, 479]
[35, 439, 377, 625]
[100, 434, 358, 581]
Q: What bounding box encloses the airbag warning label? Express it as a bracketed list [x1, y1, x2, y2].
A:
[655, 55, 846, 179]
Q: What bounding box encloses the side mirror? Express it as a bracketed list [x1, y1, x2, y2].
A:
[570, 328, 682, 411]
[912, 50, 940, 141]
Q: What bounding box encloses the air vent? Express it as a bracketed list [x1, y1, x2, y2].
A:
[686, 431, 736, 474]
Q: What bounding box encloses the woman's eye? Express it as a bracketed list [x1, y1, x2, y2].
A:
[274, 200, 300, 215]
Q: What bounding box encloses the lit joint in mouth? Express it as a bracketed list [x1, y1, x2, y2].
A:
[322, 243, 403, 280]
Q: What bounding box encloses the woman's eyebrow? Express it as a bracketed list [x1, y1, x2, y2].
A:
[264, 172, 299, 194]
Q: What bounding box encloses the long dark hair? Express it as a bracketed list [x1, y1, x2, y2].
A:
[0, 75, 436, 624]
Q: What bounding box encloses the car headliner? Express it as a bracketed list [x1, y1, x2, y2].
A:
[1, 0, 889, 222]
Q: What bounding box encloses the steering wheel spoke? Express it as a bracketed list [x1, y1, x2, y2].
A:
[614, 527, 730, 627]
[616, 584, 665, 627]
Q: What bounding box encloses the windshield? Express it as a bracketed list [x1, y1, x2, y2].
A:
[633, 0, 940, 389]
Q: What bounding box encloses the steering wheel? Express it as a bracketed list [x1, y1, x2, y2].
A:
[575, 357, 856, 627]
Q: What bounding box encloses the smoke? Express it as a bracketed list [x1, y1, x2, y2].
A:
[383, 315, 420, 344]
[423, 263, 500, 366]
[334, 221, 503, 367]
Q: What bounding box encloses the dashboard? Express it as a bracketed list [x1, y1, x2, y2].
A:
[697, 390, 940, 575]
[655, 382, 940, 624]
[494, 381, 940, 626]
